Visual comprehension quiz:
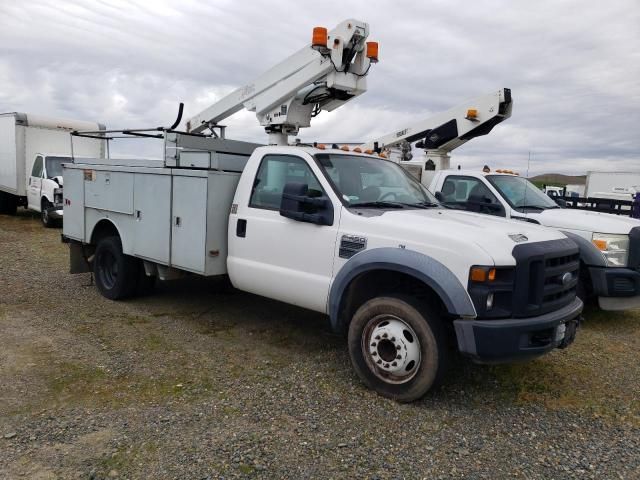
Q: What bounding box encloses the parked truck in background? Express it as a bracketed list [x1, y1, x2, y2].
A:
[429, 170, 640, 311]
[0, 112, 105, 226]
[585, 171, 640, 201]
[62, 20, 583, 401]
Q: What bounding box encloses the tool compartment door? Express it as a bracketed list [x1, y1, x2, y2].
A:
[133, 173, 171, 264]
[171, 175, 207, 273]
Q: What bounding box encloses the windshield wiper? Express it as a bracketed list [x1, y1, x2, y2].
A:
[410, 201, 439, 208]
[349, 201, 405, 209]
[516, 205, 559, 211]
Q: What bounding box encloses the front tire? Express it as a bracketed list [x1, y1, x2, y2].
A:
[348, 295, 449, 403]
[41, 199, 56, 228]
[93, 236, 139, 300]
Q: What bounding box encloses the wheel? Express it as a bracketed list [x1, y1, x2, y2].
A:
[93, 236, 139, 300]
[41, 199, 56, 227]
[348, 295, 449, 402]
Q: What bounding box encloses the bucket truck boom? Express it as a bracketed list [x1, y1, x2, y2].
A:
[360, 88, 513, 185]
[186, 19, 378, 145]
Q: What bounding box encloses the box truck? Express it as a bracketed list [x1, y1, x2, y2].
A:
[0, 112, 105, 226]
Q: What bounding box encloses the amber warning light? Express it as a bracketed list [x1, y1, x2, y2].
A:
[312, 27, 328, 51]
[366, 42, 379, 63]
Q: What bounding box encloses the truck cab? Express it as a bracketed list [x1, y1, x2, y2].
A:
[27, 153, 66, 227]
[430, 169, 640, 311]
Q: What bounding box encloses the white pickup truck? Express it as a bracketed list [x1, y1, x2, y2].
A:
[430, 170, 640, 311]
[62, 134, 583, 401]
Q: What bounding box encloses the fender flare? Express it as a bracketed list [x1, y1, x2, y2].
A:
[561, 231, 606, 267]
[327, 247, 476, 332]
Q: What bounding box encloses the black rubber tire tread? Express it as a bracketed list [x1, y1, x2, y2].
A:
[93, 236, 139, 300]
[41, 199, 56, 228]
[348, 294, 449, 403]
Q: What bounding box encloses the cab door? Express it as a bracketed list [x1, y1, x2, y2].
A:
[27, 156, 44, 211]
[227, 153, 340, 313]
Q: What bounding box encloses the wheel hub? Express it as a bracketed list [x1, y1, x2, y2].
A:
[366, 317, 421, 380]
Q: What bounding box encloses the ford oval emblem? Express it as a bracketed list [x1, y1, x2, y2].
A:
[561, 272, 573, 287]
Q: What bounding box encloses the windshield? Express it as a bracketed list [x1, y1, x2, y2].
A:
[487, 175, 558, 210]
[45, 157, 67, 178]
[315, 154, 438, 208]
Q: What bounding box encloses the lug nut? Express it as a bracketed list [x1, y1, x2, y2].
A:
[391, 337, 396, 342]
[371, 342, 376, 347]
[377, 359, 382, 364]
[382, 333, 388, 338]
[372, 351, 377, 356]
[392, 362, 397, 367]
[375, 335, 381, 340]
[396, 345, 401, 350]
[384, 364, 389, 368]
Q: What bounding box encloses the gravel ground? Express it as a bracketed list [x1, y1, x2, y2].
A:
[1, 211, 639, 480]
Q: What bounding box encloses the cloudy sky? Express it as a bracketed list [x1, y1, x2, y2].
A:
[1, 0, 638, 175]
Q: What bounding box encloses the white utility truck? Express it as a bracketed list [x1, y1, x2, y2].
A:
[62, 21, 582, 402]
[0, 112, 105, 226]
[362, 92, 640, 311]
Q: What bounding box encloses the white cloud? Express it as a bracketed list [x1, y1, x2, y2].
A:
[0, 0, 638, 174]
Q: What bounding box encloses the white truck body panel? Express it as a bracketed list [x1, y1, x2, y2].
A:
[585, 171, 640, 199]
[0, 115, 20, 194]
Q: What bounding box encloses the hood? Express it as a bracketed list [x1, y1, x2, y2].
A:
[533, 208, 640, 234]
[342, 207, 567, 267]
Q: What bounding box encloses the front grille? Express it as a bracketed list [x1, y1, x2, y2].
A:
[512, 238, 580, 318]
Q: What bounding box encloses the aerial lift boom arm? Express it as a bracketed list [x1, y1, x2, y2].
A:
[186, 19, 379, 145]
[359, 88, 513, 186]
[360, 88, 512, 154]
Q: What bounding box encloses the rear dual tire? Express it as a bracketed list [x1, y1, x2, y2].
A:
[348, 295, 449, 403]
[93, 236, 155, 300]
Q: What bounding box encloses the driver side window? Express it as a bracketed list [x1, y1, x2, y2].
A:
[31, 156, 43, 178]
[440, 176, 504, 216]
[249, 155, 324, 210]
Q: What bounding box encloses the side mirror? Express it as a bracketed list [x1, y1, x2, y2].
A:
[279, 182, 334, 226]
[435, 191, 444, 202]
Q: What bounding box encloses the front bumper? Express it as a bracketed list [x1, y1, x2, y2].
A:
[589, 266, 640, 298]
[454, 297, 583, 364]
[48, 206, 64, 219]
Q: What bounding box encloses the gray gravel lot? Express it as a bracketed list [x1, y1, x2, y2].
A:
[1, 211, 639, 479]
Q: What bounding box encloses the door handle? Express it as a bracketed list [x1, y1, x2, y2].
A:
[236, 219, 247, 238]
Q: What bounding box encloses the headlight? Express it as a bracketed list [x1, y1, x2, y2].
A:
[592, 233, 629, 267]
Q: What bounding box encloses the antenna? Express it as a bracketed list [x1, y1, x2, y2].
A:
[524, 151, 531, 209]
